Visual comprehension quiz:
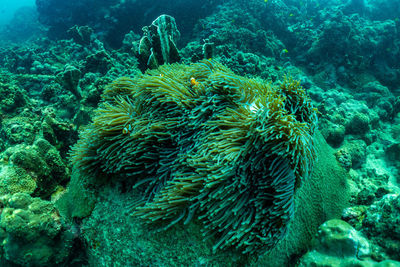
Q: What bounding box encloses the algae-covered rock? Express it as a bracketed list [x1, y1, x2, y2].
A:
[346, 112, 370, 135]
[341, 139, 368, 169]
[2, 116, 40, 146]
[40, 112, 79, 158]
[324, 123, 346, 148]
[0, 73, 28, 113]
[81, 187, 248, 267]
[5, 138, 70, 198]
[55, 169, 96, 221]
[362, 194, 400, 261]
[0, 193, 74, 266]
[67, 25, 93, 45]
[0, 165, 36, 195]
[298, 219, 400, 266]
[56, 64, 82, 99]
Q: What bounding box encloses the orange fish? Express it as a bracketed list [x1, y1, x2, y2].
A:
[190, 77, 199, 86]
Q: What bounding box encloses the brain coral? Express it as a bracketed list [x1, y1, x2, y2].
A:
[71, 60, 318, 254]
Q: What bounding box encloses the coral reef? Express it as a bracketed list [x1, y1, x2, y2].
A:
[71, 60, 318, 254]
[298, 219, 400, 266]
[35, 0, 217, 47]
[0, 71, 28, 113]
[0, 193, 74, 266]
[361, 194, 400, 260]
[2, 138, 70, 198]
[0, 0, 398, 264]
[67, 25, 93, 46]
[0, 165, 36, 195]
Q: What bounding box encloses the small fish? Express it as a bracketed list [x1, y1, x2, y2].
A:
[190, 77, 199, 86]
[289, 13, 294, 17]
[281, 49, 289, 54]
[122, 124, 132, 134]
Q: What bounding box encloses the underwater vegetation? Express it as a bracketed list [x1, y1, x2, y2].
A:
[71, 59, 318, 254]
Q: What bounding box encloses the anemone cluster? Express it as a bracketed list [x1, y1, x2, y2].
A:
[71, 60, 318, 254]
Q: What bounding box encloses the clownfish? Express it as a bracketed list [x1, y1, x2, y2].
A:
[190, 77, 199, 86]
[122, 124, 132, 134]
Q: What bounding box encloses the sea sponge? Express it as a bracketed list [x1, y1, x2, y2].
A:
[71, 60, 318, 254]
[138, 14, 181, 70]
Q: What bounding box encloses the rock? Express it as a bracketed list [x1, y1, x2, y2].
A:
[0, 165, 36, 195]
[362, 194, 400, 260]
[0, 193, 74, 266]
[298, 219, 400, 266]
[56, 65, 82, 99]
[385, 143, 400, 163]
[346, 112, 370, 135]
[325, 124, 346, 148]
[67, 25, 93, 45]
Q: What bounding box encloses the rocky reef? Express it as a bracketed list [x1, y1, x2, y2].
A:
[0, 0, 399, 265]
[0, 193, 75, 266]
[298, 219, 400, 266]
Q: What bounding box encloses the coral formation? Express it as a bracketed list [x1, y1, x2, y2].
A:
[71, 59, 318, 254]
[35, 0, 217, 47]
[0, 71, 28, 113]
[0, 0, 398, 264]
[56, 64, 82, 99]
[138, 14, 181, 70]
[298, 219, 400, 266]
[2, 138, 70, 198]
[361, 194, 400, 260]
[0, 165, 36, 195]
[0, 193, 74, 266]
[67, 25, 93, 46]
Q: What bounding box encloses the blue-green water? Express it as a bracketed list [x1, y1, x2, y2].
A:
[0, 0, 35, 25]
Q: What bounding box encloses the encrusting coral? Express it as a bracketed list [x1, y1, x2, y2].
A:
[71, 60, 318, 254]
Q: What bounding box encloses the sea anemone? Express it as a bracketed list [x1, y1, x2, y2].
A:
[70, 59, 318, 254]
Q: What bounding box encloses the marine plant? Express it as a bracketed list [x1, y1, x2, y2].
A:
[70, 59, 318, 254]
